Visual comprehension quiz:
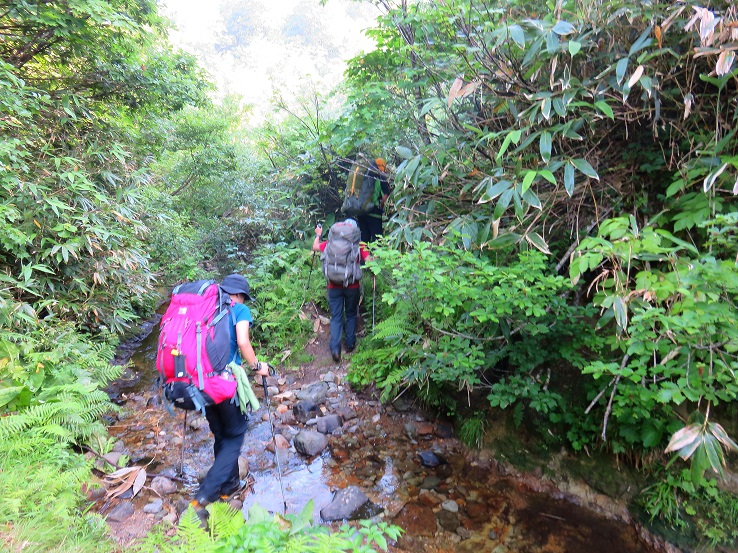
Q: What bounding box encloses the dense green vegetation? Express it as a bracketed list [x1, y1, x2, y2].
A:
[137, 501, 401, 553]
[1, 0, 737, 551]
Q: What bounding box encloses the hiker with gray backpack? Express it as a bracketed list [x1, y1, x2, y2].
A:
[312, 219, 370, 362]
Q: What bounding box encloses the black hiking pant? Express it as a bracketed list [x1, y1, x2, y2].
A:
[196, 397, 248, 503]
[357, 214, 382, 243]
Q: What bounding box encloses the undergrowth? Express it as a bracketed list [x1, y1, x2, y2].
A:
[136, 500, 402, 553]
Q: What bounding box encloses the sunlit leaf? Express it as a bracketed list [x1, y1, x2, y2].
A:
[665, 424, 701, 454]
[716, 50, 736, 77]
[568, 40, 581, 56]
[627, 65, 645, 89]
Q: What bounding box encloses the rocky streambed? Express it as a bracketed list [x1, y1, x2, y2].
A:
[95, 317, 677, 553]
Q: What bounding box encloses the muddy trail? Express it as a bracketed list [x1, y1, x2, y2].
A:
[95, 306, 677, 553]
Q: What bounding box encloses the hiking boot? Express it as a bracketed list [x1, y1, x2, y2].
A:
[345, 344, 355, 353]
[189, 500, 209, 529]
[219, 479, 247, 499]
[331, 350, 341, 363]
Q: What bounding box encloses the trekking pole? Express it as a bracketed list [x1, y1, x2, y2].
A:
[306, 223, 321, 292]
[262, 366, 288, 514]
[372, 273, 376, 334]
[180, 411, 187, 476]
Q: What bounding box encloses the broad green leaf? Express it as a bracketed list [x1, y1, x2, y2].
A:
[615, 58, 629, 85]
[539, 169, 556, 185]
[564, 162, 575, 195]
[508, 25, 525, 47]
[594, 100, 614, 120]
[0, 386, 25, 408]
[568, 40, 582, 56]
[395, 146, 413, 159]
[479, 179, 512, 203]
[496, 129, 522, 160]
[552, 20, 576, 36]
[487, 232, 521, 248]
[572, 158, 600, 180]
[539, 131, 552, 162]
[521, 170, 537, 194]
[525, 232, 550, 254]
[629, 26, 653, 57]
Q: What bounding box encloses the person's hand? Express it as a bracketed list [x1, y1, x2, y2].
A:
[252, 361, 270, 377]
[314, 224, 323, 237]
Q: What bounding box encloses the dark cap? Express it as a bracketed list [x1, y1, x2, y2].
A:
[220, 274, 254, 301]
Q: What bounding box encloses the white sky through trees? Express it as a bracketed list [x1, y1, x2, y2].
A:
[158, 0, 378, 120]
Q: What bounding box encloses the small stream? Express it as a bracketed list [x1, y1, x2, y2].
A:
[105, 314, 668, 553]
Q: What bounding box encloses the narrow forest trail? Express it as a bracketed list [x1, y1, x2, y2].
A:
[96, 306, 676, 553]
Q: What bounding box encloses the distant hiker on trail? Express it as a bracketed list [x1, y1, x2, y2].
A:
[191, 274, 269, 515]
[357, 158, 390, 243]
[313, 220, 369, 363]
[341, 157, 391, 243]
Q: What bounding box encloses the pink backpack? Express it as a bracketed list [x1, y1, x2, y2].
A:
[156, 280, 237, 412]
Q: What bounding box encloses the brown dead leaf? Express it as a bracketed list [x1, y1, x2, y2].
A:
[448, 77, 464, 107]
[103, 466, 147, 499]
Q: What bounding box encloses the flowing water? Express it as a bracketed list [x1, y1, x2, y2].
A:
[106, 314, 668, 553]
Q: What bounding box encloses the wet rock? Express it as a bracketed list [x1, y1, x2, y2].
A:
[418, 491, 442, 507]
[320, 486, 370, 521]
[107, 501, 134, 522]
[418, 450, 447, 467]
[265, 376, 280, 388]
[293, 401, 319, 424]
[276, 404, 289, 414]
[420, 476, 442, 490]
[335, 406, 357, 421]
[294, 430, 328, 457]
[456, 526, 473, 540]
[321, 371, 336, 383]
[416, 423, 435, 436]
[151, 476, 177, 495]
[442, 499, 459, 513]
[296, 382, 329, 404]
[143, 498, 163, 514]
[393, 502, 436, 536]
[265, 434, 291, 452]
[437, 509, 460, 532]
[238, 456, 250, 478]
[435, 422, 454, 439]
[404, 422, 417, 438]
[488, 529, 498, 540]
[317, 415, 343, 434]
[267, 386, 280, 396]
[391, 397, 412, 411]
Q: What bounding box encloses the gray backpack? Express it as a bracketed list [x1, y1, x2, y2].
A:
[321, 221, 363, 286]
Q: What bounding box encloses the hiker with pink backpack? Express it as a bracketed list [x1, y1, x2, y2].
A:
[312, 219, 370, 363]
[156, 274, 269, 518]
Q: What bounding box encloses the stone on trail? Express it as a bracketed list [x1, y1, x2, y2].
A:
[316, 414, 343, 434]
[417, 450, 447, 467]
[295, 382, 329, 404]
[238, 456, 250, 478]
[320, 485, 369, 521]
[265, 433, 291, 452]
[293, 400, 319, 424]
[143, 498, 163, 514]
[107, 501, 135, 523]
[336, 405, 357, 421]
[150, 476, 177, 495]
[294, 430, 329, 456]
